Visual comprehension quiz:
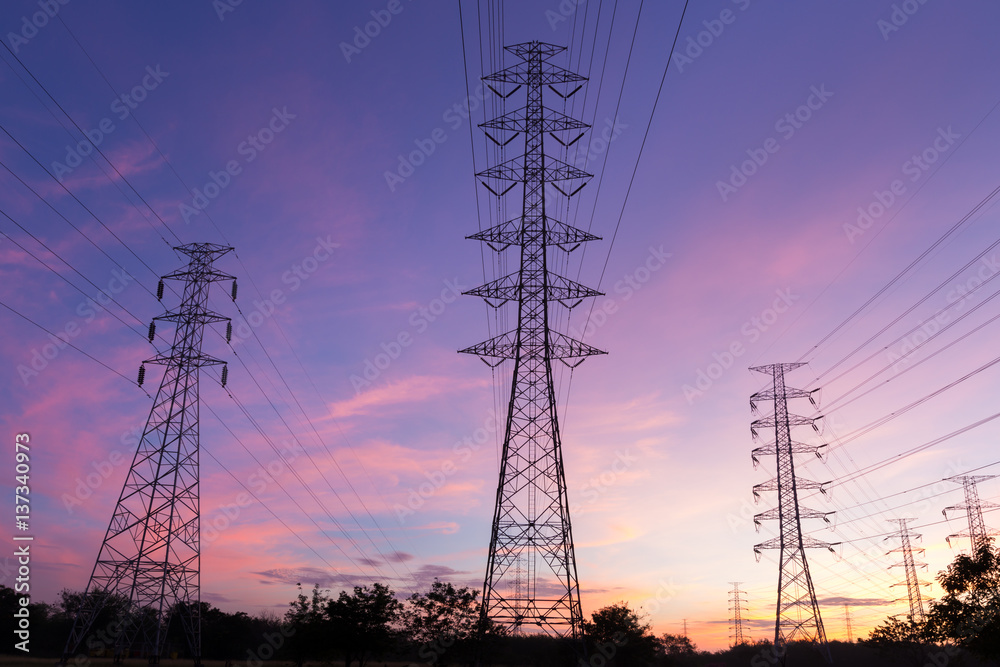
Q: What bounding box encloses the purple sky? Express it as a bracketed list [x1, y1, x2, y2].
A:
[3, 0, 1000, 651]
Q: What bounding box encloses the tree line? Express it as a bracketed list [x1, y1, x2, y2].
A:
[12, 541, 1000, 666]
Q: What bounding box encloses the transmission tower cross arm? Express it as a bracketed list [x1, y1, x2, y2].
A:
[484, 56, 586, 86]
[465, 271, 603, 304]
[467, 217, 600, 252]
[478, 156, 592, 184]
[154, 309, 230, 325]
[754, 535, 838, 556]
[751, 413, 819, 438]
[482, 106, 590, 133]
[750, 386, 818, 410]
[750, 362, 808, 375]
[751, 441, 826, 466]
[753, 476, 828, 500]
[460, 330, 606, 361]
[753, 505, 833, 528]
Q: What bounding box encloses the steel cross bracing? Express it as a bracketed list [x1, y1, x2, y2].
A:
[62, 243, 235, 666]
[729, 581, 749, 647]
[460, 41, 605, 640]
[750, 363, 834, 664]
[943, 475, 998, 552]
[885, 518, 928, 622]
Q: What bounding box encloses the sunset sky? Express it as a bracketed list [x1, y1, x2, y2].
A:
[4, 0, 1000, 652]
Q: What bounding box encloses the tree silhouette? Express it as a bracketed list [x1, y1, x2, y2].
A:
[582, 602, 659, 666]
[284, 583, 329, 667]
[404, 580, 480, 666]
[326, 583, 402, 667]
[923, 540, 1000, 660]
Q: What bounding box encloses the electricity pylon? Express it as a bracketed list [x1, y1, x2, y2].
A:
[750, 363, 834, 664]
[62, 243, 235, 665]
[943, 475, 997, 552]
[730, 582, 749, 647]
[885, 518, 928, 623]
[843, 605, 852, 642]
[460, 41, 605, 640]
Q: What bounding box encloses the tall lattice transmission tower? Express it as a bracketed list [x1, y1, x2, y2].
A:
[885, 518, 928, 622]
[460, 41, 605, 639]
[729, 582, 749, 647]
[943, 475, 997, 552]
[62, 243, 235, 665]
[749, 363, 833, 664]
[843, 605, 852, 642]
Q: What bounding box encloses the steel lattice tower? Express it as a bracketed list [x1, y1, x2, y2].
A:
[62, 243, 235, 665]
[885, 518, 928, 622]
[460, 41, 605, 639]
[943, 475, 997, 551]
[729, 582, 749, 647]
[843, 605, 852, 642]
[749, 363, 833, 664]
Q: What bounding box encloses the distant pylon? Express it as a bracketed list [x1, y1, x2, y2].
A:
[62, 243, 235, 666]
[749, 363, 834, 664]
[843, 604, 852, 642]
[460, 41, 605, 640]
[942, 475, 997, 552]
[729, 582, 749, 647]
[885, 518, 929, 623]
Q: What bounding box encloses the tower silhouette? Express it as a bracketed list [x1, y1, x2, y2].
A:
[750, 363, 833, 664]
[62, 243, 235, 665]
[885, 518, 928, 622]
[729, 582, 749, 647]
[943, 475, 997, 551]
[461, 41, 605, 639]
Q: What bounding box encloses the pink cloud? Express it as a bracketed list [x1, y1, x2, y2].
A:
[327, 374, 486, 419]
